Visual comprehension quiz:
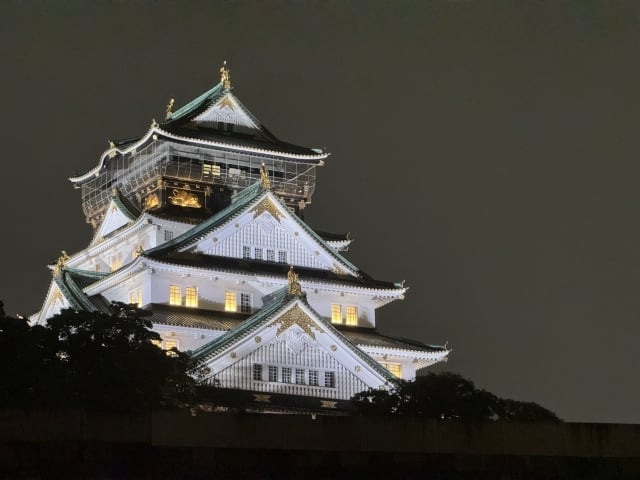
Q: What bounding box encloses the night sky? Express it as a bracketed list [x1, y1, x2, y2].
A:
[2, 1, 640, 424]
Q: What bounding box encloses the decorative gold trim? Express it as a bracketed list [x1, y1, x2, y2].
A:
[143, 193, 159, 210]
[255, 336, 262, 343]
[52, 251, 70, 277]
[269, 304, 323, 340]
[253, 394, 270, 403]
[330, 345, 337, 352]
[217, 95, 235, 110]
[320, 400, 337, 409]
[287, 266, 303, 296]
[250, 197, 284, 222]
[355, 365, 361, 372]
[168, 189, 201, 208]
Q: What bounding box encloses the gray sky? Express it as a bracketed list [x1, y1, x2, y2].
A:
[2, 1, 639, 423]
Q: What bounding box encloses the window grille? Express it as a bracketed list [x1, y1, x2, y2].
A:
[278, 251, 287, 264]
[267, 249, 275, 262]
[164, 230, 173, 241]
[240, 293, 251, 313]
[324, 371, 336, 388]
[254, 247, 263, 260]
[380, 362, 402, 378]
[268, 365, 278, 382]
[331, 304, 342, 324]
[295, 368, 305, 384]
[243, 246, 251, 259]
[309, 370, 319, 386]
[282, 367, 292, 383]
[225, 291, 237, 312]
[345, 306, 358, 326]
[253, 364, 263, 381]
[169, 285, 181, 305]
[185, 287, 198, 308]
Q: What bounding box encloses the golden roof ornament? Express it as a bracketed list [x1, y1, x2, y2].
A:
[287, 266, 303, 296]
[165, 98, 174, 119]
[52, 250, 70, 277]
[260, 164, 271, 189]
[151, 118, 159, 128]
[220, 60, 231, 89]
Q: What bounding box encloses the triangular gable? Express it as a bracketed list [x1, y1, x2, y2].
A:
[192, 92, 261, 130]
[32, 281, 70, 326]
[192, 291, 395, 398]
[187, 187, 359, 276]
[91, 196, 139, 245]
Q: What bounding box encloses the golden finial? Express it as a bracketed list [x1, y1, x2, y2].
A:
[165, 98, 174, 119]
[260, 164, 271, 189]
[151, 118, 158, 128]
[108, 140, 115, 149]
[52, 250, 70, 277]
[287, 265, 303, 296]
[220, 60, 231, 89]
[108, 140, 116, 158]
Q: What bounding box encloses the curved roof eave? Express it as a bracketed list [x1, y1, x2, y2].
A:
[69, 126, 329, 185]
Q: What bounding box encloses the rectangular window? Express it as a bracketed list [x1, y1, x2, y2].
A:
[128, 288, 142, 307]
[381, 362, 402, 378]
[267, 249, 275, 262]
[345, 306, 358, 326]
[253, 364, 263, 381]
[109, 253, 122, 272]
[240, 293, 251, 313]
[331, 304, 342, 324]
[324, 371, 336, 388]
[281, 367, 292, 383]
[309, 370, 319, 386]
[185, 287, 198, 308]
[243, 246, 251, 259]
[164, 339, 178, 357]
[278, 251, 287, 264]
[254, 247, 263, 260]
[268, 365, 278, 382]
[164, 230, 173, 241]
[151, 339, 162, 348]
[295, 368, 305, 385]
[225, 291, 237, 312]
[203, 163, 221, 177]
[169, 285, 181, 306]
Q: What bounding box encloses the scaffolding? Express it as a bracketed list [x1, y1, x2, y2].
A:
[79, 139, 318, 228]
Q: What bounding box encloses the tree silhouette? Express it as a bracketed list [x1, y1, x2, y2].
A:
[353, 372, 559, 422]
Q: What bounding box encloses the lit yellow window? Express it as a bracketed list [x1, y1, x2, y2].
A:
[225, 291, 237, 312]
[109, 253, 123, 272]
[169, 285, 181, 305]
[164, 339, 179, 357]
[185, 287, 198, 308]
[151, 339, 162, 348]
[331, 304, 342, 324]
[345, 306, 358, 326]
[128, 288, 142, 307]
[380, 362, 402, 378]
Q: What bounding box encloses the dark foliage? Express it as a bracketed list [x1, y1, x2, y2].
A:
[0, 302, 195, 412]
[352, 372, 559, 422]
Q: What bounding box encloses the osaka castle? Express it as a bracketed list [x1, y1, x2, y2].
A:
[30, 63, 449, 406]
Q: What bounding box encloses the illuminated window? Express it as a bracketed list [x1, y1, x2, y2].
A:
[151, 339, 162, 348]
[169, 285, 181, 305]
[109, 253, 123, 272]
[268, 365, 278, 382]
[309, 370, 319, 386]
[324, 371, 336, 388]
[203, 163, 221, 177]
[185, 287, 198, 308]
[282, 367, 292, 383]
[278, 251, 287, 264]
[240, 293, 251, 313]
[331, 304, 342, 324]
[164, 339, 179, 357]
[225, 291, 237, 312]
[295, 368, 305, 384]
[380, 362, 402, 378]
[128, 288, 142, 307]
[253, 364, 263, 381]
[254, 247, 263, 260]
[345, 306, 358, 326]
[267, 249, 275, 262]
[242, 246, 251, 259]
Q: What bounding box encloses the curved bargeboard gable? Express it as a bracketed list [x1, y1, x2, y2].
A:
[187, 190, 360, 276]
[194, 296, 395, 400]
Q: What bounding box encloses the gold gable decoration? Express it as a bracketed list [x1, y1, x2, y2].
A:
[52, 251, 70, 277]
[269, 304, 323, 340]
[250, 197, 283, 222]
